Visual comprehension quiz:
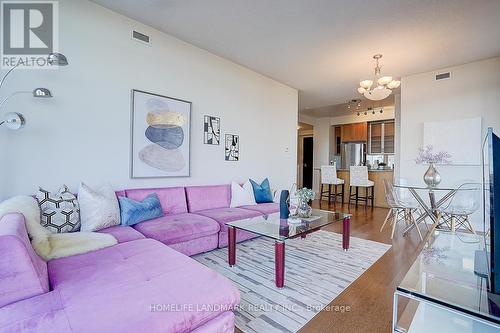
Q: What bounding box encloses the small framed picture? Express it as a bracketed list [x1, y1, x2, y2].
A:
[204, 115, 220, 145]
[225, 134, 239, 161]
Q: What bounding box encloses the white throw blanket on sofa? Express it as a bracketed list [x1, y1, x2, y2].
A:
[0, 196, 117, 260]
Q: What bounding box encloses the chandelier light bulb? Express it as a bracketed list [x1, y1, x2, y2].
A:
[377, 76, 393, 86]
[357, 87, 366, 94]
[387, 80, 401, 89]
[359, 80, 373, 89]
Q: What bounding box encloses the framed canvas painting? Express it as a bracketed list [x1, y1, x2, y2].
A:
[130, 89, 191, 178]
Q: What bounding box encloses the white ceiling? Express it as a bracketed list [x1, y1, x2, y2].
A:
[302, 96, 395, 118]
[92, 0, 500, 111]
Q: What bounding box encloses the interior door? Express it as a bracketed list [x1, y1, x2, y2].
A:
[302, 137, 313, 189]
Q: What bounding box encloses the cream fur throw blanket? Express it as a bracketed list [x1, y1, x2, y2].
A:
[0, 195, 117, 260]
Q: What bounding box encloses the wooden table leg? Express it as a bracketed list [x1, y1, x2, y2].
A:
[275, 241, 285, 288]
[228, 227, 236, 266]
[343, 216, 350, 251]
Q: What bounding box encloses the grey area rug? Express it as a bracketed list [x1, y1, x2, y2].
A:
[193, 230, 391, 333]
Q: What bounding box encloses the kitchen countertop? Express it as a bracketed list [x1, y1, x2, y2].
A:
[337, 168, 394, 172]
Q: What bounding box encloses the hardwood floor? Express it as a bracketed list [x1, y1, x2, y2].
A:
[234, 200, 428, 333]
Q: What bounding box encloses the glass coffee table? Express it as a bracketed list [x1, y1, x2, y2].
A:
[225, 209, 351, 288]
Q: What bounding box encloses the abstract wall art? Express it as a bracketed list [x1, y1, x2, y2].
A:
[225, 134, 239, 161]
[131, 90, 191, 178]
[204, 115, 220, 145]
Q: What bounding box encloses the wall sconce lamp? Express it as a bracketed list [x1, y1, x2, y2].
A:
[0, 53, 68, 130]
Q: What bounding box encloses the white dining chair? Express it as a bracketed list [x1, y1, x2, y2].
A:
[320, 164, 345, 204]
[380, 179, 425, 240]
[436, 182, 480, 234]
[349, 166, 374, 207]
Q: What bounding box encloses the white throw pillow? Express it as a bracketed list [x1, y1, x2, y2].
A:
[78, 183, 120, 232]
[230, 180, 257, 207]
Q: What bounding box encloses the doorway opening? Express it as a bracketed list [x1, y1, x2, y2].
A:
[302, 137, 313, 189]
[297, 122, 314, 189]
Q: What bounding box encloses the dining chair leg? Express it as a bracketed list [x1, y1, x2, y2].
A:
[371, 186, 375, 207]
[334, 184, 338, 204]
[328, 184, 332, 204]
[349, 186, 352, 206]
[341, 184, 345, 204]
[355, 187, 359, 208]
[320, 183, 324, 202]
[365, 187, 370, 208]
[465, 216, 477, 234]
[381, 209, 392, 232]
[410, 210, 423, 241]
[391, 209, 399, 239]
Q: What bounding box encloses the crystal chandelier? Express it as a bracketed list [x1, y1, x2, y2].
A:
[357, 54, 400, 101]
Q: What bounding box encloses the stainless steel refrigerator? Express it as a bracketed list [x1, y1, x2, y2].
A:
[341, 143, 366, 169]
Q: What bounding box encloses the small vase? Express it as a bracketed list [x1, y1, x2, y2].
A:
[296, 199, 312, 218]
[423, 162, 441, 188]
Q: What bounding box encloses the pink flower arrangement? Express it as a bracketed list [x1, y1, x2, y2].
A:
[415, 145, 452, 164]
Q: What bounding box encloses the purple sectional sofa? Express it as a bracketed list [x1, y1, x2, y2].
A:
[0, 183, 279, 332]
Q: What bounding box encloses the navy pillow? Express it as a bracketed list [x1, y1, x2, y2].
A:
[118, 193, 164, 226]
[250, 178, 273, 203]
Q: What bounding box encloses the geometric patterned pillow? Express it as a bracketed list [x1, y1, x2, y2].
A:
[36, 185, 81, 233]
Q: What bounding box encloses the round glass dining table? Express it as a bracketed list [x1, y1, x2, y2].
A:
[392, 183, 461, 237]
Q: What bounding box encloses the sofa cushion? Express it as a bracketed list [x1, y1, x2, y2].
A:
[36, 185, 80, 233]
[98, 225, 145, 243]
[230, 181, 256, 208]
[132, 213, 220, 245]
[249, 178, 274, 203]
[0, 213, 49, 307]
[195, 207, 262, 227]
[240, 203, 280, 215]
[118, 194, 164, 226]
[125, 187, 188, 215]
[46, 239, 240, 333]
[168, 234, 219, 256]
[185, 185, 231, 212]
[79, 183, 120, 232]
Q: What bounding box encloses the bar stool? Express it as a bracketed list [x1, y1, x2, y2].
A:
[320, 165, 344, 204]
[349, 166, 374, 207]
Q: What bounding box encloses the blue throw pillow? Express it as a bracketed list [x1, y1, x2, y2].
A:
[118, 193, 164, 226]
[250, 178, 273, 203]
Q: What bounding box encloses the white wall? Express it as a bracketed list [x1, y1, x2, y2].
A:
[306, 108, 395, 194]
[400, 57, 500, 230]
[0, 0, 298, 199]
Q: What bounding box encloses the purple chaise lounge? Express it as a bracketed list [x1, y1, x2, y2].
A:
[0, 213, 239, 333]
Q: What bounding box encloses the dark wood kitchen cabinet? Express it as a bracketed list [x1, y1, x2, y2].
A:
[341, 122, 367, 142]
